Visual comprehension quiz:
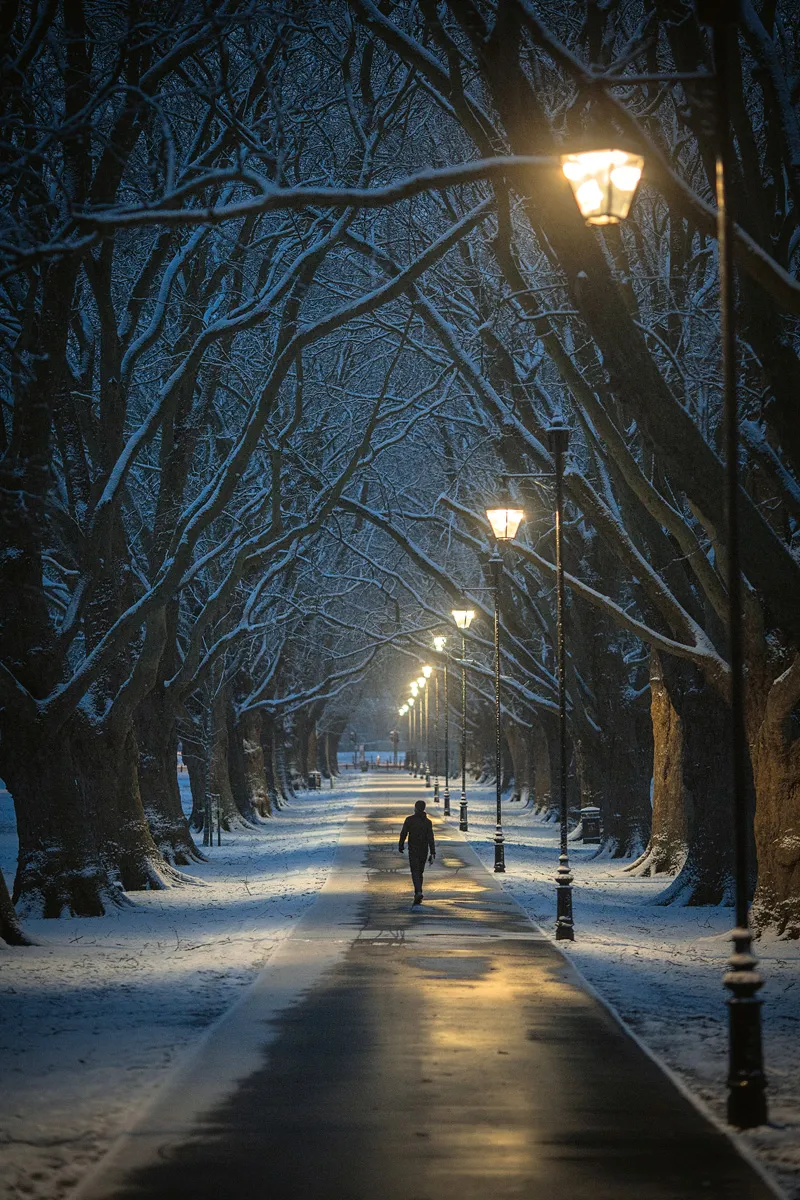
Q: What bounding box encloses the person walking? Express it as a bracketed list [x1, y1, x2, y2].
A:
[398, 799, 436, 905]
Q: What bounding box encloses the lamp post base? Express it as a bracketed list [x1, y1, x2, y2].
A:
[459, 799, 468, 831]
[494, 828, 505, 873]
[443, 787, 451, 817]
[555, 856, 574, 940]
[724, 927, 767, 1128]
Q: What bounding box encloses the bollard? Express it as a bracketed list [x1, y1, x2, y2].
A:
[459, 800, 468, 831]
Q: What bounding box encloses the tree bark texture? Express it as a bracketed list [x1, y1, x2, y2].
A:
[655, 658, 741, 906]
[137, 690, 204, 865]
[628, 651, 690, 878]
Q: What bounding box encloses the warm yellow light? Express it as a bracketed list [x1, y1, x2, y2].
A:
[399, 706, 406, 715]
[451, 609, 475, 630]
[407, 696, 415, 707]
[422, 664, 432, 678]
[416, 676, 426, 688]
[561, 148, 643, 225]
[410, 682, 418, 696]
[485, 506, 525, 541]
[433, 635, 447, 652]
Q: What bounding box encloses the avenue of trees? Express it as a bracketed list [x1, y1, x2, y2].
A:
[1, 0, 798, 944]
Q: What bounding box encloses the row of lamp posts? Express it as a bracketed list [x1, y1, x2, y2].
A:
[396, 9, 765, 1123]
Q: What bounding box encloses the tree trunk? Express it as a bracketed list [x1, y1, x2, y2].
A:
[531, 717, 554, 815]
[272, 717, 292, 807]
[260, 714, 280, 811]
[0, 864, 32, 946]
[750, 655, 800, 938]
[137, 689, 204, 866]
[628, 650, 689, 877]
[4, 722, 106, 917]
[232, 708, 272, 819]
[306, 722, 318, 782]
[6, 713, 192, 918]
[183, 738, 208, 832]
[506, 722, 533, 805]
[209, 690, 252, 831]
[655, 658, 738, 906]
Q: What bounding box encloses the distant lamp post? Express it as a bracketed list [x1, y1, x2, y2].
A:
[451, 609, 475, 831]
[422, 666, 433, 786]
[485, 500, 525, 872]
[410, 696, 417, 777]
[561, 148, 644, 226]
[416, 676, 428, 785]
[432, 637, 447, 804]
[549, 424, 575, 942]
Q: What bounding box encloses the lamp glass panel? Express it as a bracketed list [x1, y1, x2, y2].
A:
[422, 665, 432, 678]
[486, 507, 525, 541]
[561, 149, 643, 226]
[407, 697, 415, 706]
[451, 609, 475, 630]
[433, 636, 447, 651]
[417, 676, 426, 688]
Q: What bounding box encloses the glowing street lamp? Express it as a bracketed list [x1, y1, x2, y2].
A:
[561, 148, 644, 226]
[485, 502, 525, 872]
[485, 505, 525, 542]
[451, 608, 475, 831]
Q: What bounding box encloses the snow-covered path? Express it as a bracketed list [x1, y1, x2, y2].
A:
[0, 775, 363, 1200]
[68, 775, 778, 1200]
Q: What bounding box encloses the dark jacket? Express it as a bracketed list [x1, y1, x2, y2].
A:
[399, 812, 435, 857]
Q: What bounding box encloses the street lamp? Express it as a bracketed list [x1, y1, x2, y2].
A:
[561, 7, 766, 1128]
[485, 500, 525, 872]
[432, 637, 447, 804]
[549, 424, 574, 943]
[422, 666, 433, 786]
[561, 148, 644, 226]
[451, 609, 475, 831]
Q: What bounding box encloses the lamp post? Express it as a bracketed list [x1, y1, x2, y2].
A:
[485, 502, 525, 872]
[410, 682, 419, 774]
[451, 609, 475, 831]
[422, 666, 433, 786]
[548, 424, 574, 942]
[441, 649, 450, 814]
[561, 4, 766, 1127]
[432, 640, 446, 803]
[416, 676, 427, 784]
[398, 707, 407, 768]
[410, 696, 417, 768]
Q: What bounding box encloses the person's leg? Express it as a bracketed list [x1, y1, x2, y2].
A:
[409, 853, 424, 898]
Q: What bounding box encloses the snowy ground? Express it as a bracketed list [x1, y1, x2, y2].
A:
[457, 781, 800, 1199]
[2, 774, 798, 1199]
[0, 775, 361, 1200]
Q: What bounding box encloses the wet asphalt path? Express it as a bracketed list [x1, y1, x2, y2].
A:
[74, 775, 778, 1200]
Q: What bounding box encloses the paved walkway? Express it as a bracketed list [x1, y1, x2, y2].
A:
[75, 776, 778, 1199]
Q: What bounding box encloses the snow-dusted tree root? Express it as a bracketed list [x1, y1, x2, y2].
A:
[0, 868, 33, 946]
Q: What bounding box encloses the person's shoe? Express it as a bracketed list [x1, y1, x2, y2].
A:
[413, 894, 423, 905]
